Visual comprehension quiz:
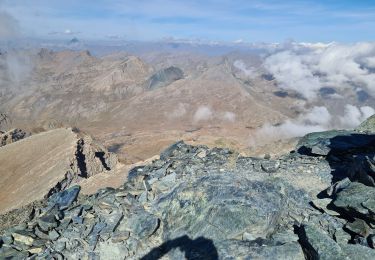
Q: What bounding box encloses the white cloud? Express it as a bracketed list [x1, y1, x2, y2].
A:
[233, 60, 256, 77]
[339, 105, 375, 128]
[168, 103, 187, 119]
[250, 105, 374, 145]
[303, 106, 332, 125]
[264, 42, 375, 99]
[222, 111, 236, 122]
[193, 105, 213, 123]
[0, 11, 20, 39]
[192, 106, 236, 123]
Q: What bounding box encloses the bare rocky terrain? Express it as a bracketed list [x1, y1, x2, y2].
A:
[0, 115, 374, 259]
[0, 45, 374, 259]
[0, 128, 118, 214]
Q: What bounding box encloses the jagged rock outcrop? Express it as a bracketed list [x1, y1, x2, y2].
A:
[1, 123, 375, 259]
[0, 128, 29, 147]
[357, 114, 375, 132]
[0, 128, 117, 215]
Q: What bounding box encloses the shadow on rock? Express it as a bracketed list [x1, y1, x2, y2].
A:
[141, 235, 218, 260]
[297, 132, 375, 186]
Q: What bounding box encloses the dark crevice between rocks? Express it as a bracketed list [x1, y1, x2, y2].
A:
[149, 218, 161, 238]
[95, 151, 110, 171]
[341, 226, 372, 247]
[308, 201, 325, 214]
[293, 225, 318, 260]
[76, 139, 88, 178]
[141, 235, 218, 260]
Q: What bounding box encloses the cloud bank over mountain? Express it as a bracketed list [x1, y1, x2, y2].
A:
[264, 42, 375, 100]
[251, 105, 375, 145]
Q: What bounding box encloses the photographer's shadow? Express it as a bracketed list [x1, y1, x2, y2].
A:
[141, 235, 218, 260]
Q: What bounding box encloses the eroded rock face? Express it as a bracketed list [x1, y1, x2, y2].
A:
[1, 128, 375, 259]
[0, 128, 117, 214]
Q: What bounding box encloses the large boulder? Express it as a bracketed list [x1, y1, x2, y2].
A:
[332, 182, 375, 221]
[297, 224, 348, 260]
[155, 174, 308, 242]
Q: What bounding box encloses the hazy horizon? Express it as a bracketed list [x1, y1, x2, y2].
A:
[1, 0, 375, 43]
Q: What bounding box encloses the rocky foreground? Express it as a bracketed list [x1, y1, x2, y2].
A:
[1, 117, 375, 259]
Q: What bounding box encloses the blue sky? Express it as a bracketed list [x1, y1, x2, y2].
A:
[1, 0, 375, 43]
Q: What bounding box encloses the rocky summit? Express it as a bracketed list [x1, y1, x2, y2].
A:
[1, 119, 375, 259]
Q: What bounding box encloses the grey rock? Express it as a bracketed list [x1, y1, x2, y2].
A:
[334, 228, 351, 245]
[1, 233, 13, 245]
[297, 130, 348, 155]
[34, 226, 50, 240]
[48, 229, 60, 241]
[297, 224, 348, 260]
[48, 185, 81, 210]
[96, 240, 129, 260]
[126, 211, 159, 239]
[138, 191, 148, 203]
[102, 211, 123, 233]
[342, 244, 375, 260]
[156, 174, 308, 242]
[297, 130, 375, 156]
[216, 240, 305, 260]
[261, 160, 280, 173]
[345, 219, 371, 237]
[11, 230, 35, 246]
[54, 240, 66, 251]
[38, 214, 58, 231]
[152, 172, 177, 192]
[271, 229, 300, 244]
[0, 245, 29, 259]
[326, 178, 351, 197]
[72, 216, 83, 224]
[333, 182, 375, 221]
[111, 231, 130, 243]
